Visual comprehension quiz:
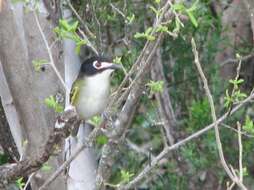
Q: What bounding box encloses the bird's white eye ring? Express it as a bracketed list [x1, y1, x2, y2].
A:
[94, 61, 101, 68]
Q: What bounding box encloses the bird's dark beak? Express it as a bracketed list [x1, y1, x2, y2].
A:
[109, 63, 122, 70]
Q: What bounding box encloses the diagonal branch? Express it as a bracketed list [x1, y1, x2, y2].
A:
[96, 33, 164, 189]
[151, 48, 177, 146]
[118, 89, 254, 189]
[191, 38, 247, 190]
[34, 11, 69, 93]
[0, 108, 80, 188]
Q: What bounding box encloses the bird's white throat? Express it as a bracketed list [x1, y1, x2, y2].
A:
[75, 69, 113, 120]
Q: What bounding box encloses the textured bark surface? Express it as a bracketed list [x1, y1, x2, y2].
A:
[0, 1, 66, 189]
[0, 99, 19, 162]
[215, 0, 254, 88]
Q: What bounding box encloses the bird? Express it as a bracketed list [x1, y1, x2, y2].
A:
[70, 56, 121, 135]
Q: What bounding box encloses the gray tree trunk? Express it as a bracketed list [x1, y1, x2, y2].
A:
[0, 1, 66, 189]
[215, 0, 254, 89]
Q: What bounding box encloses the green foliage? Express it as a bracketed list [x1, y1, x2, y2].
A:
[96, 135, 108, 146]
[44, 95, 64, 113]
[126, 14, 135, 24]
[224, 79, 247, 108]
[243, 116, 254, 135]
[149, 5, 162, 17]
[172, 0, 199, 28]
[54, 19, 87, 54]
[0, 153, 9, 165]
[146, 80, 164, 93]
[188, 99, 211, 131]
[89, 115, 102, 126]
[120, 170, 134, 183]
[16, 177, 25, 189]
[40, 0, 254, 188]
[134, 27, 155, 41]
[113, 56, 122, 65]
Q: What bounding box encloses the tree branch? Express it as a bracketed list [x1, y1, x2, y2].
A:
[0, 108, 79, 188]
[118, 90, 254, 189]
[191, 38, 247, 190]
[34, 11, 69, 93]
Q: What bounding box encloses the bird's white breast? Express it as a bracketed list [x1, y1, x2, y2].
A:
[75, 70, 112, 120]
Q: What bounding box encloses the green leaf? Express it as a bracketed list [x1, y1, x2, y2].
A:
[89, 115, 102, 126]
[236, 53, 242, 60]
[229, 79, 244, 85]
[96, 135, 108, 145]
[145, 27, 153, 35]
[147, 80, 164, 93]
[149, 6, 161, 16]
[75, 40, 87, 54]
[187, 0, 199, 12]
[16, 177, 25, 189]
[156, 25, 169, 33]
[243, 116, 254, 135]
[126, 14, 135, 24]
[113, 56, 122, 64]
[224, 89, 233, 108]
[120, 170, 134, 183]
[44, 95, 64, 113]
[69, 21, 79, 32]
[172, 3, 185, 12]
[186, 10, 198, 27]
[146, 35, 155, 41]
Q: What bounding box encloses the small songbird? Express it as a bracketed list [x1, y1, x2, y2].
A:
[70, 56, 121, 134]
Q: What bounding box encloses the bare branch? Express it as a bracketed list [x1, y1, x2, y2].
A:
[96, 31, 164, 189]
[237, 122, 243, 182]
[118, 85, 254, 189]
[151, 49, 177, 146]
[221, 52, 254, 66]
[33, 11, 70, 93]
[0, 108, 79, 187]
[38, 127, 102, 190]
[191, 38, 247, 190]
[66, 0, 95, 39]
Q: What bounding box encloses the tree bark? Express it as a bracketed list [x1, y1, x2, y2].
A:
[0, 1, 66, 189]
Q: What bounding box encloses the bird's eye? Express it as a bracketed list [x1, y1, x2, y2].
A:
[95, 61, 101, 68]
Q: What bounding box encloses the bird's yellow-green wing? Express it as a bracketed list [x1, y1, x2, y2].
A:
[70, 79, 84, 105]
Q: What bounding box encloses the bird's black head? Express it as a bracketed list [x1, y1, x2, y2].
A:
[80, 56, 121, 76]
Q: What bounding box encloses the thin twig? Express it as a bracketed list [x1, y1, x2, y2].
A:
[66, 0, 95, 39]
[237, 122, 243, 182]
[110, 3, 126, 19]
[222, 123, 254, 138]
[107, 0, 173, 110]
[126, 139, 155, 159]
[118, 90, 254, 189]
[38, 127, 102, 190]
[23, 173, 35, 190]
[38, 143, 88, 190]
[221, 52, 254, 66]
[191, 38, 247, 190]
[33, 11, 70, 93]
[78, 28, 99, 55]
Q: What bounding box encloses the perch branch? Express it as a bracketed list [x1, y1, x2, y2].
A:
[0, 108, 80, 187]
[191, 38, 247, 190]
[118, 87, 254, 189]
